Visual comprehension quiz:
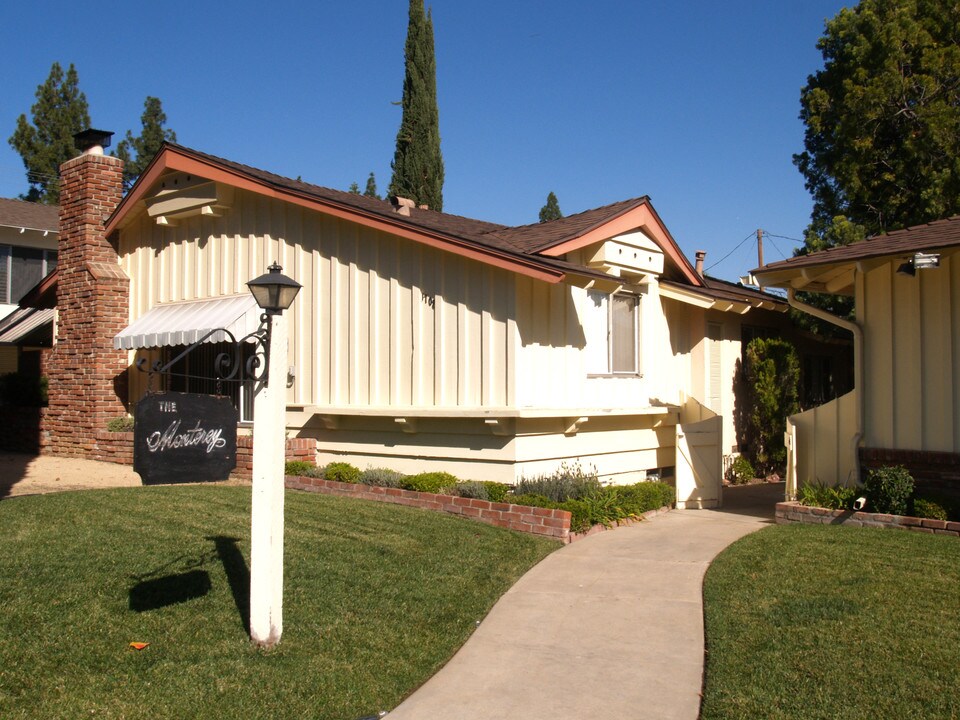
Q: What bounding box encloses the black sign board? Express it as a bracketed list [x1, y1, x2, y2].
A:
[134, 392, 238, 486]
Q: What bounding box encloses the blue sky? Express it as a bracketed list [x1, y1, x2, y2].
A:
[1, 0, 850, 282]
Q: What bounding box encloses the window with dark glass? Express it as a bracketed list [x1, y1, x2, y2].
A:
[163, 341, 256, 422]
[0, 245, 57, 304]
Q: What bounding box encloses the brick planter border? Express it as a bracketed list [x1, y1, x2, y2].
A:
[286, 474, 672, 544]
[775, 501, 960, 538]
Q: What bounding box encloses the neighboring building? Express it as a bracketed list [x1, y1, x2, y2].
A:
[0, 199, 58, 375]
[43, 136, 833, 505]
[754, 216, 960, 498]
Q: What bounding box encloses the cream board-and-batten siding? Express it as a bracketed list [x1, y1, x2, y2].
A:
[118, 188, 678, 482]
[860, 249, 960, 453]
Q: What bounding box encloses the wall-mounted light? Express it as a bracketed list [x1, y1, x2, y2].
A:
[897, 252, 941, 276]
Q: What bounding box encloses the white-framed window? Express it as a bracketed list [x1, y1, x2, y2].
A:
[585, 290, 641, 375]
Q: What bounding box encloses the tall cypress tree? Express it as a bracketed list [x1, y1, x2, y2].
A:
[9, 62, 90, 204]
[114, 96, 177, 189]
[388, 0, 444, 211]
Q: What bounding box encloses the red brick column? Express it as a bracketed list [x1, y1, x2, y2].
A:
[43, 151, 129, 457]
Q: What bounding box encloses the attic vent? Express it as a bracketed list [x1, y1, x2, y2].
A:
[392, 197, 415, 217]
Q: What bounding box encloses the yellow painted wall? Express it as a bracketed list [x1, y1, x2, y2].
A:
[120, 189, 517, 412]
[860, 250, 960, 452]
[117, 181, 762, 483]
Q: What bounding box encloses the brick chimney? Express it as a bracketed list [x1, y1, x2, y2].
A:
[695, 250, 706, 277]
[43, 130, 130, 458]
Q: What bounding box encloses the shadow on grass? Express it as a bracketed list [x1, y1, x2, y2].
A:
[208, 535, 250, 631]
[127, 536, 249, 630]
[129, 569, 212, 611]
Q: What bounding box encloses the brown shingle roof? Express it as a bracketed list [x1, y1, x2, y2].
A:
[754, 215, 960, 274]
[121, 144, 699, 287]
[0, 198, 59, 232]
[481, 198, 651, 253]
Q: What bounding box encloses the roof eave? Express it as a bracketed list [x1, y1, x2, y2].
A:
[106, 145, 566, 284]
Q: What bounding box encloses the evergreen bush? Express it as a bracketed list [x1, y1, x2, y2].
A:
[863, 465, 914, 515]
[737, 338, 800, 474]
[324, 462, 361, 484]
[402, 472, 458, 494]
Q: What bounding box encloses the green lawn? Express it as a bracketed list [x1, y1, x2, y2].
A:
[0, 485, 558, 720]
[702, 524, 960, 720]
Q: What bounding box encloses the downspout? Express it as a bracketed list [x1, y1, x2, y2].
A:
[786, 288, 864, 485]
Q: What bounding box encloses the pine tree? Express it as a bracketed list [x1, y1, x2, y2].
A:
[388, 0, 444, 211]
[539, 191, 562, 222]
[795, 0, 960, 246]
[115, 96, 177, 189]
[348, 182, 360, 194]
[8, 62, 90, 204]
[363, 172, 380, 199]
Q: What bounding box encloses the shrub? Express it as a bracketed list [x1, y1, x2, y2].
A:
[453, 481, 489, 501]
[737, 338, 800, 475]
[514, 462, 602, 502]
[798, 482, 858, 511]
[912, 497, 948, 521]
[402, 472, 458, 494]
[359, 468, 406, 488]
[725, 455, 755, 485]
[324, 462, 361, 484]
[864, 465, 914, 516]
[106, 416, 135, 432]
[611, 482, 675, 515]
[509, 481, 675, 533]
[284, 460, 315, 476]
[481, 481, 510, 503]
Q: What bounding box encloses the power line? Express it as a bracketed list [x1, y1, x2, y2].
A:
[704, 231, 756, 273]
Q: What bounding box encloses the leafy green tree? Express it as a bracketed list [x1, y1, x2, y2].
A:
[363, 172, 380, 199]
[348, 181, 360, 194]
[794, 0, 960, 247]
[114, 96, 176, 189]
[735, 338, 800, 475]
[539, 191, 562, 222]
[8, 62, 90, 204]
[388, 0, 444, 211]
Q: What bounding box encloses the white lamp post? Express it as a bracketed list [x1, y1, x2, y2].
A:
[246, 262, 301, 647]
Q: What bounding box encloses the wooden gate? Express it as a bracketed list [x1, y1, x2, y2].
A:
[675, 415, 722, 509]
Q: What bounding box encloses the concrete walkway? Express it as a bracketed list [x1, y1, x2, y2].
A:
[387, 483, 782, 720]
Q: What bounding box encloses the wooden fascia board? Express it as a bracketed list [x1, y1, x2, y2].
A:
[107, 150, 565, 284]
[537, 203, 702, 286]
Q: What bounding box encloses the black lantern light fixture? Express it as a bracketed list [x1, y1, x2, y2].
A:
[247, 262, 302, 315]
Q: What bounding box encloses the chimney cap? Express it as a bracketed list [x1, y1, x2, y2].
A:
[73, 128, 113, 154]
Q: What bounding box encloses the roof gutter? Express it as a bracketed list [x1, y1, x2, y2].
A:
[786, 288, 863, 486]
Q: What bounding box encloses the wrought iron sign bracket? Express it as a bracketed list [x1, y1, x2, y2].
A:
[135, 313, 272, 394]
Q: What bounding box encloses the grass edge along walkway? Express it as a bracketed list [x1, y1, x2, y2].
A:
[0, 485, 558, 720]
[700, 523, 960, 720]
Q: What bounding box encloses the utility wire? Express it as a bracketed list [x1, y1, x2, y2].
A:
[762, 233, 788, 260]
[704, 231, 755, 273]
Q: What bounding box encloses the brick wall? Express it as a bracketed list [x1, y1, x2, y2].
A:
[860, 447, 960, 498]
[43, 151, 129, 457]
[776, 501, 960, 538]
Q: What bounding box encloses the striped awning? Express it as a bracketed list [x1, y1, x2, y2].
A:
[0, 307, 55, 344]
[114, 295, 262, 350]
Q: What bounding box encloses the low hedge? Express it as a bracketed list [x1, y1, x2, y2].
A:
[282, 461, 674, 532]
